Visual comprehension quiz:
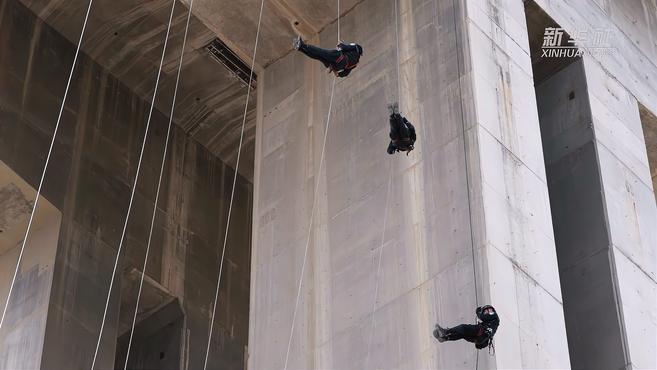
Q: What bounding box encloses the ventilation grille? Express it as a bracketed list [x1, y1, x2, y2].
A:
[205, 38, 257, 90]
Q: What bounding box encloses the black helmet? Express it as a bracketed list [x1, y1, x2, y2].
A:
[476, 305, 496, 320]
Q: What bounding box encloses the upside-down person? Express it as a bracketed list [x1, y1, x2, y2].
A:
[386, 103, 416, 155]
[293, 36, 363, 77]
[433, 305, 500, 351]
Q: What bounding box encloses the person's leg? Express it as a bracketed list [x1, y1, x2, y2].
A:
[443, 324, 480, 342]
[389, 114, 409, 140]
[299, 43, 341, 67]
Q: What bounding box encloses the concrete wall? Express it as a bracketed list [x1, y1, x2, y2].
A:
[249, 0, 569, 368]
[0, 161, 61, 370]
[536, 60, 628, 369]
[0, 0, 253, 369]
[526, 1, 657, 368]
[463, 0, 571, 367]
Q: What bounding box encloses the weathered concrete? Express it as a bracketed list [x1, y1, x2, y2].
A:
[536, 60, 627, 370]
[1, 0, 656, 368]
[249, 0, 569, 368]
[0, 0, 253, 369]
[0, 161, 61, 370]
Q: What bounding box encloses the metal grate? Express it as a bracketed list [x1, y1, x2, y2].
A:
[205, 38, 257, 90]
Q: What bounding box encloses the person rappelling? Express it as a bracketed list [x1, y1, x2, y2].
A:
[386, 103, 416, 155]
[433, 305, 499, 351]
[293, 36, 363, 77]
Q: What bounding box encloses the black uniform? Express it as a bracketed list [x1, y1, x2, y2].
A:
[434, 305, 500, 350]
[298, 40, 363, 77]
[387, 112, 416, 154]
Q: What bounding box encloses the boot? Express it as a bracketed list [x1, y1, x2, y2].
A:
[387, 102, 400, 116]
[433, 324, 447, 342]
[293, 36, 303, 50]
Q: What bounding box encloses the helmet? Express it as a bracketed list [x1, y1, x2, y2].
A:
[476, 305, 496, 319]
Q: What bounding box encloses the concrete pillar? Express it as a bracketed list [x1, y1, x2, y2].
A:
[582, 56, 656, 369]
[465, 0, 571, 368]
[249, 0, 570, 369]
[0, 162, 62, 370]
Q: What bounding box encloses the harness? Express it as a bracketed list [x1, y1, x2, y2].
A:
[475, 323, 496, 354]
[334, 53, 358, 73]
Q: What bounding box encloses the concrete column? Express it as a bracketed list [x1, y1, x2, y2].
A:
[0, 162, 61, 370]
[249, 0, 570, 369]
[465, 0, 571, 368]
[583, 56, 656, 370]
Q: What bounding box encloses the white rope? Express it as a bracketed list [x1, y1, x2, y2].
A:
[364, 2, 401, 366]
[90, 1, 177, 368]
[283, 75, 336, 370]
[202, 1, 265, 368]
[394, 0, 401, 108]
[363, 159, 394, 369]
[284, 3, 341, 368]
[121, 1, 196, 368]
[0, 0, 96, 333]
[337, 0, 340, 42]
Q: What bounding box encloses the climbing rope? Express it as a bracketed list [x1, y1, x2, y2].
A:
[449, 0, 480, 367]
[283, 3, 341, 369]
[121, 1, 196, 369]
[0, 0, 96, 334]
[363, 1, 400, 367]
[89, 1, 177, 369]
[202, 0, 265, 369]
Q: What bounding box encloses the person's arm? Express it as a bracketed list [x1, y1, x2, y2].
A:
[406, 120, 417, 141]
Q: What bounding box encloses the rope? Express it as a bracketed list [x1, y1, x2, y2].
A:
[393, 0, 401, 108]
[0, 0, 96, 333]
[202, 0, 265, 368]
[283, 76, 336, 370]
[363, 159, 393, 369]
[450, 0, 480, 367]
[337, 0, 340, 42]
[363, 2, 399, 366]
[283, 3, 341, 368]
[89, 1, 177, 368]
[121, 0, 196, 368]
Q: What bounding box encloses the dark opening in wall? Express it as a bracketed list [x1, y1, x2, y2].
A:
[639, 104, 657, 202]
[205, 38, 257, 90]
[525, 1, 629, 369]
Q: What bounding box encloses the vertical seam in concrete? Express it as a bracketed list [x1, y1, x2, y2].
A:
[582, 58, 633, 369]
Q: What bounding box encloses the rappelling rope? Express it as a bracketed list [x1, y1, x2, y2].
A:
[283, 75, 336, 370]
[283, 2, 341, 369]
[89, 1, 177, 369]
[449, 0, 480, 367]
[363, 1, 401, 368]
[121, 1, 196, 369]
[202, 1, 265, 369]
[0, 0, 96, 335]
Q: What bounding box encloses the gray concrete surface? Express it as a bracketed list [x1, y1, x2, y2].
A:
[536, 60, 628, 370]
[0, 161, 61, 370]
[0, 0, 656, 369]
[0, 0, 253, 368]
[249, 0, 568, 368]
